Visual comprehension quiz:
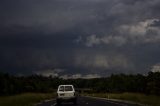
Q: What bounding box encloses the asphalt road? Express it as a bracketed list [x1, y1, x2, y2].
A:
[37, 97, 140, 106]
[36, 96, 140, 106]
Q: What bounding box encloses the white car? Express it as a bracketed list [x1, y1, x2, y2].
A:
[56, 85, 77, 105]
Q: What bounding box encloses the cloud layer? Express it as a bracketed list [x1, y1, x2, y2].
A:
[1, 0, 160, 77]
[82, 19, 160, 47]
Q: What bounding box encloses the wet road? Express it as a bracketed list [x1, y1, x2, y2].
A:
[36, 96, 140, 106]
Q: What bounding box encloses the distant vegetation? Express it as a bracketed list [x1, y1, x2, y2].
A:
[0, 71, 160, 96]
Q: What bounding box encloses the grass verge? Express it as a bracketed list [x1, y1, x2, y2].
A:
[83, 92, 160, 106]
[0, 93, 55, 106]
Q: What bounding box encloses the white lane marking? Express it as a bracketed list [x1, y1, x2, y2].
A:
[103, 100, 127, 106]
[44, 99, 55, 102]
[35, 99, 56, 106]
[84, 96, 131, 106]
[51, 103, 56, 106]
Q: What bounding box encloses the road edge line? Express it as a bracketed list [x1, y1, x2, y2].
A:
[83, 95, 148, 106]
[34, 98, 56, 106]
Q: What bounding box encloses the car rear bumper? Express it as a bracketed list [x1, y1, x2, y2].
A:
[56, 97, 77, 102]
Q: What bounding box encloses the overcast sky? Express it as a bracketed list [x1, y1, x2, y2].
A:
[1, 0, 160, 78]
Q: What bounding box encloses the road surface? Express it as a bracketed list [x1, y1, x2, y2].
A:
[36, 96, 140, 106]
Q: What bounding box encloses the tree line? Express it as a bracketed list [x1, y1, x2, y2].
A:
[0, 71, 160, 96]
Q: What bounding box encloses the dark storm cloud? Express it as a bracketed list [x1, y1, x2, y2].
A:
[1, 0, 160, 77]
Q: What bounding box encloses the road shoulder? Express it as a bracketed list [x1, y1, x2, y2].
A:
[83, 95, 146, 106]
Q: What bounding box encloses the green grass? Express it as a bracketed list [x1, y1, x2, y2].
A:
[83, 93, 160, 106]
[0, 93, 56, 106]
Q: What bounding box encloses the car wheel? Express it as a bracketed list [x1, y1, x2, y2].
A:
[73, 98, 77, 105]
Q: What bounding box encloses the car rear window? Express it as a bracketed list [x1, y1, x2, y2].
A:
[59, 86, 64, 91]
[65, 86, 73, 91]
[58, 85, 73, 91]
